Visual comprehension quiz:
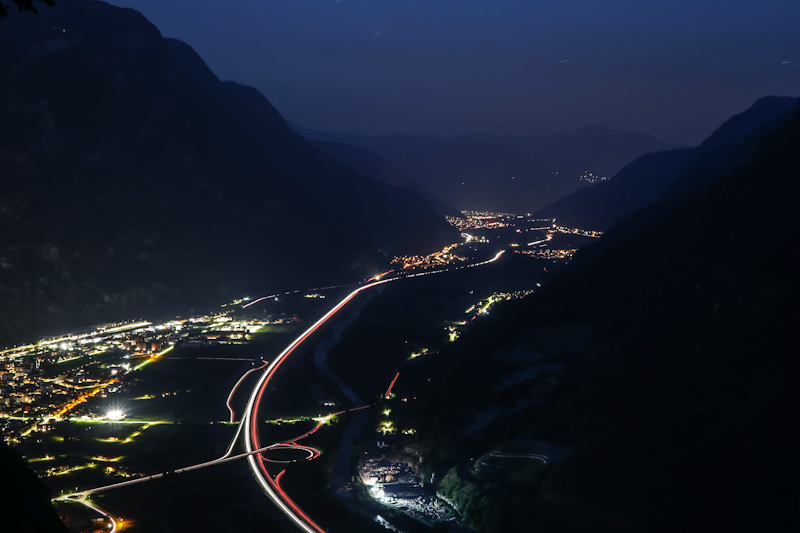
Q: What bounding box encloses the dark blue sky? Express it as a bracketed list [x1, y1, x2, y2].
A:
[110, 0, 799, 143]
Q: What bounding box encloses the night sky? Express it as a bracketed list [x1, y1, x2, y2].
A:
[108, 0, 799, 144]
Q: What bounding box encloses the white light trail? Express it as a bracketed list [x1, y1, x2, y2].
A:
[55, 249, 508, 532]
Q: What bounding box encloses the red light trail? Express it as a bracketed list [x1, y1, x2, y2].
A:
[384, 372, 400, 398]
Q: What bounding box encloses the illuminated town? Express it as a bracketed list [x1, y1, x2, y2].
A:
[0, 211, 599, 533]
[391, 242, 468, 270]
[445, 211, 516, 231]
[552, 225, 604, 238]
[0, 314, 285, 443]
[1, 211, 592, 447]
[517, 248, 579, 260]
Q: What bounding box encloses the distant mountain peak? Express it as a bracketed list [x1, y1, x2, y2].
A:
[298, 127, 680, 213]
[533, 94, 800, 231]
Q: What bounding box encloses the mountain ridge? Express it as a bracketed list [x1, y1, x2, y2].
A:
[298, 125, 684, 213]
[398, 102, 800, 532]
[533, 95, 800, 230]
[0, 0, 456, 345]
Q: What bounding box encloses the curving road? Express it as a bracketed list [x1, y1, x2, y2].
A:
[240, 250, 505, 532]
[55, 249, 507, 532]
[242, 278, 396, 533]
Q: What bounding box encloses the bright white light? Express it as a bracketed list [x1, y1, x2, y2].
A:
[106, 410, 125, 421]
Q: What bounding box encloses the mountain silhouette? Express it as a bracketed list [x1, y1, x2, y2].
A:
[534, 96, 800, 230]
[309, 139, 460, 216]
[0, 0, 456, 345]
[407, 102, 800, 532]
[298, 126, 683, 213]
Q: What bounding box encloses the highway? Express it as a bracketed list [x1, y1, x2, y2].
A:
[53, 279, 400, 531]
[242, 277, 396, 533]
[240, 250, 505, 533]
[55, 249, 507, 532]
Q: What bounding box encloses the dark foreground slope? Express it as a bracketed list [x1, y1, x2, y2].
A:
[0, 1, 455, 345]
[393, 106, 800, 532]
[522, 108, 800, 533]
[0, 442, 69, 533]
[534, 96, 799, 230]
